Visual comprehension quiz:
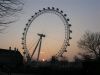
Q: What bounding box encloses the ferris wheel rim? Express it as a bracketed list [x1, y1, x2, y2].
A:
[22, 7, 72, 61]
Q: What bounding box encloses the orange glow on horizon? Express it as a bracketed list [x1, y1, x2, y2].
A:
[42, 59, 45, 62]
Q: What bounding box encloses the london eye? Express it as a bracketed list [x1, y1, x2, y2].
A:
[21, 7, 72, 62]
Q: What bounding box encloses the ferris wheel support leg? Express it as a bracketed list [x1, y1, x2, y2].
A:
[31, 39, 40, 60]
[37, 38, 42, 61]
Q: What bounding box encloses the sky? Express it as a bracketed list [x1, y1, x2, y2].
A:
[0, 0, 100, 61]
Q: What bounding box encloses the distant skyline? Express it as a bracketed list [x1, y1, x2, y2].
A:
[0, 0, 100, 61]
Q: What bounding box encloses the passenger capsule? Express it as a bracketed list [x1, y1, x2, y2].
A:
[43, 8, 45, 10]
[52, 7, 54, 10]
[69, 37, 72, 39]
[22, 33, 24, 35]
[35, 13, 37, 15]
[67, 19, 70, 21]
[61, 10, 63, 13]
[64, 14, 67, 16]
[24, 28, 26, 31]
[31, 16, 34, 18]
[48, 7, 50, 9]
[69, 24, 72, 27]
[23, 52, 26, 54]
[69, 30, 72, 33]
[56, 8, 59, 11]
[39, 10, 41, 12]
[67, 44, 70, 46]
[26, 23, 28, 26]
[28, 19, 31, 21]
[22, 38, 24, 40]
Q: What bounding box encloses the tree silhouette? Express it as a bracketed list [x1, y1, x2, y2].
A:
[78, 31, 100, 59]
[0, 0, 23, 33]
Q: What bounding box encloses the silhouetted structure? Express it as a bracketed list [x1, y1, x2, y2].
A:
[22, 7, 72, 63]
[0, 48, 23, 68]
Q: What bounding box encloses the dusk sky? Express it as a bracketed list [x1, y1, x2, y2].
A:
[0, 0, 100, 61]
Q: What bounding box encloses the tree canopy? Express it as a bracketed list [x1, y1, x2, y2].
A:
[78, 31, 100, 59]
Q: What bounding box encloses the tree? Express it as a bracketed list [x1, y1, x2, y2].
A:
[0, 0, 23, 33]
[78, 31, 100, 59]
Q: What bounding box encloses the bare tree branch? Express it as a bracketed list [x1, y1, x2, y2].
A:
[0, 0, 23, 33]
[0, 0, 23, 18]
[78, 31, 100, 59]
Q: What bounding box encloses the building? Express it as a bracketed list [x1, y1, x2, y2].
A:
[0, 48, 23, 68]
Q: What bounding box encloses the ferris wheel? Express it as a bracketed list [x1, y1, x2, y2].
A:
[21, 7, 72, 62]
